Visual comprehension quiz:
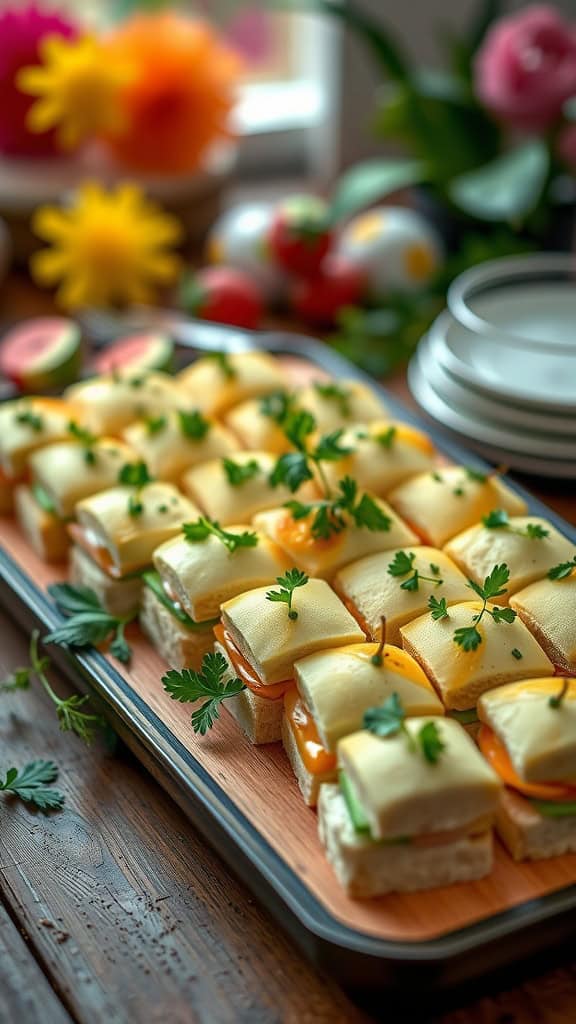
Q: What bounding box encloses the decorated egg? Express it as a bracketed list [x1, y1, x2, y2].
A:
[206, 202, 283, 302]
[337, 206, 442, 297]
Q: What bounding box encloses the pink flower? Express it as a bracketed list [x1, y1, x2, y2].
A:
[475, 5, 576, 132]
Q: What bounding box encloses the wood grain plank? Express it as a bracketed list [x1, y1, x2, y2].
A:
[0, 898, 73, 1024]
[0, 620, 366, 1024]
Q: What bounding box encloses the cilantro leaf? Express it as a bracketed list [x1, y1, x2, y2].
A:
[548, 556, 576, 580]
[490, 606, 517, 624]
[429, 595, 449, 620]
[453, 625, 482, 651]
[525, 523, 549, 539]
[284, 409, 316, 452]
[314, 429, 353, 462]
[313, 381, 351, 418]
[483, 508, 549, 540]
[222, 457, 260, 487]
[478, 564, 511, 601]
[387, 550, 415, 578]
[0, 760, 64, 811]
[482, 508, 510, 529]
[363, 692, 405, 738]
[46, 586, 134, 665]
[118, 461, 153, 488]
[178, 409, 210, 440]
[266, 568, 309, 620]
[511, 648, 523, 660]
[465, 467, 487, 483]
[15, 408, 43, 431]
[162, 651, 245, 734]
[259, 390, 294, 425]
[182, 516, 258, 554]
[145, 414, 167, 435]
[418, 721, 445, 764]
[269, 451, 313, 492]
[349, 493, 391, 532]
[376, 426, 397, 449]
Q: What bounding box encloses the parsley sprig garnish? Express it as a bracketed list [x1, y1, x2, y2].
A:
[548, 555, 576, 580]
[68, 420, 99, 465]
[313, 381, 351, 418]
[482, 508, 549, 539]
[363, 693, 445, 764]
[269, 409, 352, 497]
[45, 583, 135, 665]
[222, 457, 261, 487]
[376, 426, 397, 449]
[118, 460, 153, 517]
[183, 516, 258, 554]
[1, 630, 113, 742]
[549, 678, 569, 710]
[15, 407, 43, 431]
[266, 568, 309, 620]
[0, 761, 64, 811]
[428, 595, 449, 620]
[259, 390, 295, 426]
[285, 475, 392, 541]
[370, 617, 387, 666]
[387, 550, 444, 592]
[162, 651, 245, 734]
[178, 409, 210, 440]
[452, 564, 516, 652]
[145, 414, 167, 436]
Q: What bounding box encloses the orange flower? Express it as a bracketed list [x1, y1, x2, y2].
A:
[102, 13, 241, 175]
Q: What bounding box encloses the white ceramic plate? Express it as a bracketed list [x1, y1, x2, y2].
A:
[408, 352, 576, 476]
[420, 332, 576, 436]
[429, 310, 576, 414]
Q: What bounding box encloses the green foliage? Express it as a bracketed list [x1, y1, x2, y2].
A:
[45, 585, 134, 665]
[182, 516, 258, 554]
[0, 760, 64, 811]
[449, 140, 550, 223]
[162, 652, 245, 735]
[265, 568, 309, 620]
[330, 158, 426, 223]
[222, 457, 261, 487]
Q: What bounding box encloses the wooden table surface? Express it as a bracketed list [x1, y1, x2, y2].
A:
[1, 272, 576, 1024]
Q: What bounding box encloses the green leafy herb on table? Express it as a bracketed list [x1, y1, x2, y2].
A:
[0, 761, 64, 811]
[285, 475, 391, 542]
[178, 409, 210, 441]
[45, 583, 135, 665]
[0, 630, 111, 744]
[266, 568, 309, 620]
[222, 457, 261, 487]
[482, 508, 549, 538]
[452, 564, 516, 652]
[364, 692, 444, 763]
[68, 421, 99, 465]
[548, 556, 576, 580]
[387, 549, 444, 592]
[162, 651, 245, 735]
[313, 381, 351, 418]
[183, 516, 258, 554]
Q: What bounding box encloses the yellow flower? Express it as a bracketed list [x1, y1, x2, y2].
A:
[18, 35, 133, 150]
[31, 181, 182, 310]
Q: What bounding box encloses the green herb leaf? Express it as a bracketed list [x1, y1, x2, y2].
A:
[476, 563, 511, 601]
[490, 606, 517, 624]
[0, 760, 64, 811]
[178, 409, 210, 440]
[511, 648, 523, 660]
[222, 457, 261, 487]
[269, 452, 313, 492]
[68, 421, 97, 447]
[548, 556, 576, 580]
[46, 586, 134, 665]
[313, 381, 351, 418]
[465, 466, 487, 483]
[182, 516, 258, 554]
[162, 651, 245, 734]
[429, 595, 449, 620]
[15, 408, 43, 431]
[145, 414, 167, 436]
[453, 625, 482, 651]
[482, 508, 510, 529]
[266, 568, 309, 620]
[0, 665, 32, 693]
[314, 429, 353, 462]
[284, 409, 316, 452]
[349, 492, 392, 532]
[376, 426, 397, 449]
[525, 523, 549, 538]
[118, 461, 153, 488]
[387, 550, 415, 577]
[483, 508, 549, 539]
[364, 691, 405, 738]
[418, 721, 445, 764]
[259, 390, 294, 425]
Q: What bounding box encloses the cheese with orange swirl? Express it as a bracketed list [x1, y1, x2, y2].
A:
[321, 421, 435, 496]
[400, 601, 553, 710]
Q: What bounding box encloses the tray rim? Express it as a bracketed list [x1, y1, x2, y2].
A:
[2, 326, 576, 978]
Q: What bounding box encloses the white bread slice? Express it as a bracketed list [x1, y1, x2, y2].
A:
[253, 501, 418, 581]
[140, 585, 214, 670]
[281, 713, 336, 806]
[444, 518, 573, 602]
[15, 485, 69, 563]
[338, 719, 500, 841]
[321, 421, 435, 497]
[220, 579, 366, 685]
[510, 574, 576, 672]
[123, 413, 239, 482]
[177, 352, 285, 415]
[478, 679, 576, 783]
[297, 379, 389, 434]
[215, 641, 283, 744]
[400, 601, 553, 710]
[69, 544, 142, 618]
[334, 546, 470, 644]
[318, 784, 493, 897]
[388, 467, 527, 548]
[495, 788, 576, 861]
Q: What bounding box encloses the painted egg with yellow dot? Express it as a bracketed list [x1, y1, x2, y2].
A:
[337, 206, 442, 297]
[205, 202, 284, 302]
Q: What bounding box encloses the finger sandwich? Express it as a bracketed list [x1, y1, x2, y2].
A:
[177, 351, 286, 415]
[509, 562, 576, 673]
[321, 421, 436, 497]
[123, 409, 239, 482]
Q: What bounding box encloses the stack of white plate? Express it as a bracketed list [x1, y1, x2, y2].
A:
[408, 254, 576, 478]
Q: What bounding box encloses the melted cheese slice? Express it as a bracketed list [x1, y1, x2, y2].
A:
[66, 372, 181, 435]
[295, 643, 443, 752]
[30, 438, 136, 518]
[75, 483, 199, 574]
[182, 451, 316, 526]
[0, 398, 80, 477]
[177, 352, 285, 415]
[388, 467, 527, 547]
[220, 579, 365, 685]
[123, 413, 239, 482]
[153, 527, 290, 622]
[338, 719, 500, 840]
[253, 501, 418, 580]
[510, 573, 576, 669]
[445, 518, 573, 602]
[297, 380, 389, 433]
[400, 601, 553, 710]
[322, 421, 435, 496]
[224, 398, 293, 454]
[478, 679, 576, 783]
[334, 546, 470, 644]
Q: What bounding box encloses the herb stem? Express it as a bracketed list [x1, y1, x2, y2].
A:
[371, 617, 387, 666]
[314, 458, 332, 499]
